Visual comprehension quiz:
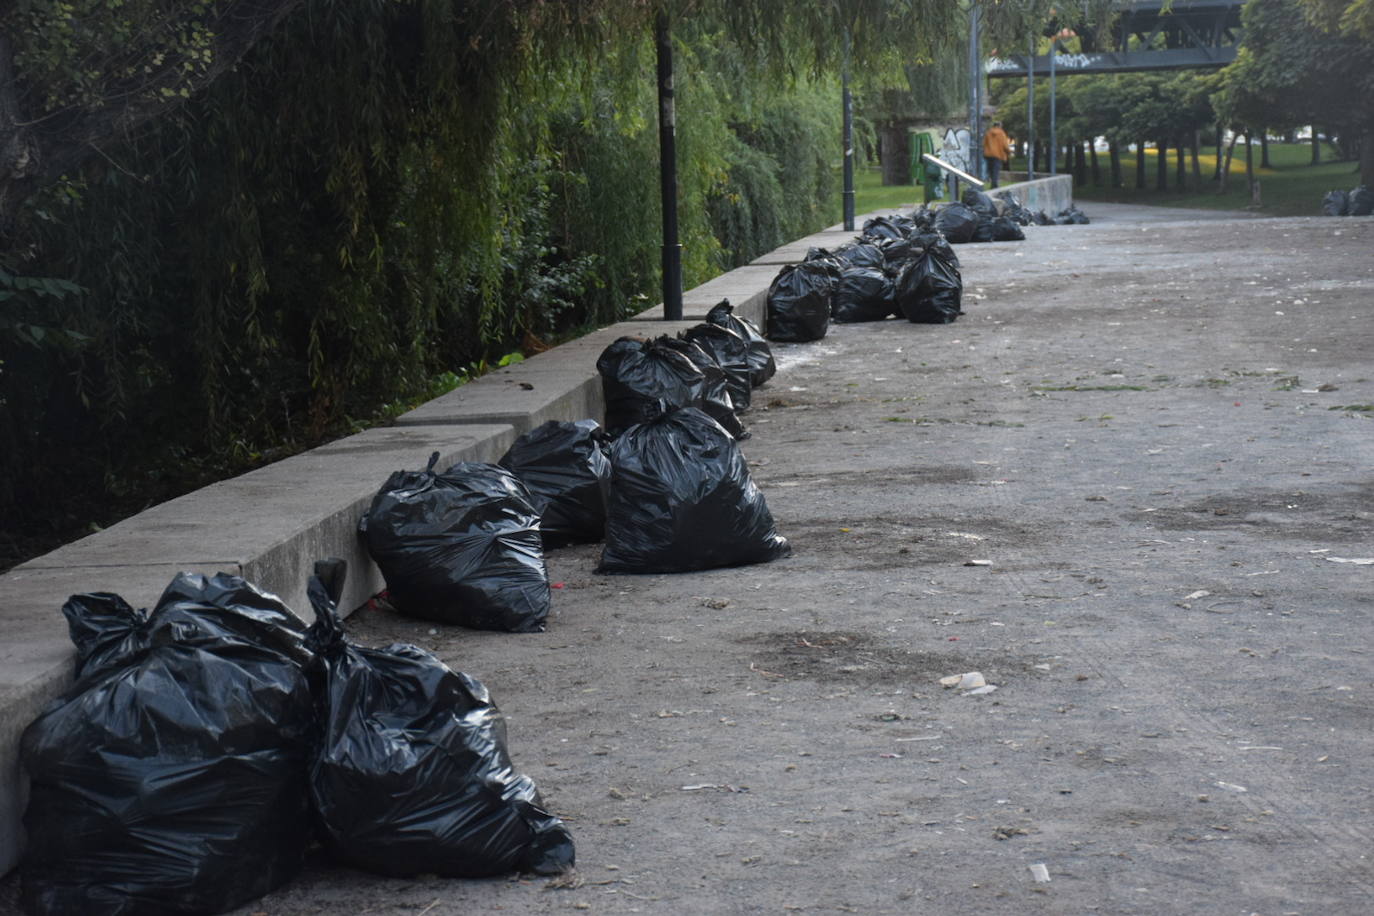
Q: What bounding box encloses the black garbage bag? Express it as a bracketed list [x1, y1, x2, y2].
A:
[910, 206, 937, 232]
[1348, 185, 1374, 216]
[767, 263, 831, 342]
[359, 454, 550, 632]
[596, 335, 706, 436]
[707, 299, 775, 388]
[933, 203, 979, 243]
[995, 192, 1036, 225]
[304, 578, 575, 879]
[860, 214, 908, 243]
[961, 188, 998, 220]
[912, 230, 961, 270]
[21, 572, 314, 916]
[599, 404, 790, 574]
[1322, 189, 1350, 216]
[832, 267, 896, 323]
[971, 216, 1026, 242]
[499, 420, 611, 547]
[894, 245, 963, 324]
[802, 246, 847, 278]
[681, 322, 752, 412]
[651, 336, 746, 439]
[875, 235, 920, 268]
[1032, 209, 1052, 225]
[841, 242, 886, 272]
[1050, 206, 1091, 225]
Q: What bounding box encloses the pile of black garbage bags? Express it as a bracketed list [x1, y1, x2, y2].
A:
[1322, 185, 1374, 216]
[20, 566, 574, 916]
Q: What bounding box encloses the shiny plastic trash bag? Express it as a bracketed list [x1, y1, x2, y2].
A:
[499, 420, 611, 547]
[971, 216, 1026, 242]
[840, 242, 885, 272]
[706, 299, 776, 388]
[596, 335, 705, 436]
[960, 188, 998, 220]
[767, 263, 831, 342]
[20, 573, 314, 916]
[832, 267, 896, 323]
[359, 454, 550, 632]
[933, 203, 979, 243]
[599, 404, 790, 573]
[894, 245, 963, 324]
[304, 578, 575, 879]
[1348, 185, 1374, 216]
[652, 336, 746, 439]
[681, 321, 752, 412]
[1322, 189, 1349, 216]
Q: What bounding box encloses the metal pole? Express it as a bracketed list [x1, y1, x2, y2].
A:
[969, 3, 982, 180]
[1026, 34, 1036, 180]
[1049, 36, 1057, 175]
[842, 28, 855, 231]
[655, 11, 682, 321]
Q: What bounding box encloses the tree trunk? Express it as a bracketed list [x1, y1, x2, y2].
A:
[1311, 128, 1321, 165]
[1244, 131, 1256, 203]
[1213, 125, 1223, 180]
[1089, 141, 1101, 186]
[1175, 138, 1186, 190]
[1136, 139, 1147, 189]
[1219, 132, 1240, 192]
[1191, 131, 1202, 187]
[1074, 140, 1087, 186]
[1260, 131, 1271, 169]
[1109, 140, 1122, 187]
[1156, 137, 1168, 191]
[1362, 128, 1374, 187]
[878, 125, 911, 186]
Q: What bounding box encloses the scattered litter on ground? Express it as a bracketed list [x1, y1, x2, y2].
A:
[1028, 864, 1051, 883]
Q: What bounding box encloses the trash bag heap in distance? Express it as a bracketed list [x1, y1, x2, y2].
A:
[599, 403, 790, 573]
[20, 573, 315, 916]
[706, 298, 776, 388]
[359, 453, 551, 632]
[305, 577, 575, 880]
[499, 419, 611, 547]
[597, 335, 705, 437]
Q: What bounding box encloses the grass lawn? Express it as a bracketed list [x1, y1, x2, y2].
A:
[1020, 141, 1362, 217]
[854, 142, 1363, 218]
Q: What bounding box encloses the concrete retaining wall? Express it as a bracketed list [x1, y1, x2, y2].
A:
[990, 174, 1074, 217]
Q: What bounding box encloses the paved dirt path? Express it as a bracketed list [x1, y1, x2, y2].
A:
[12, 204, 1370, 916]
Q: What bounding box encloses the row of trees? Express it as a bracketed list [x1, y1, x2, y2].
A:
[990, 0, 1374, 190]
[3, 1, 1076, 559]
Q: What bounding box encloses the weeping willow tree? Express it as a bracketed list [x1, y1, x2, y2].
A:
[0, 0, 964, 559]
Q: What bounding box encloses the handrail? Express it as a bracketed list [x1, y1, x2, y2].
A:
[921, 153, 985, 189]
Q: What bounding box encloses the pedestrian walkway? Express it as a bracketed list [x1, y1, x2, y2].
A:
[4, 204, 1372, 914]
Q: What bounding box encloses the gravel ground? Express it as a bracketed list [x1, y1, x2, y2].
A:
[5, 204, 1372, 916]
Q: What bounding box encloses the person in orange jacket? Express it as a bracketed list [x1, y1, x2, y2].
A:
[982, 121, 1012, 188]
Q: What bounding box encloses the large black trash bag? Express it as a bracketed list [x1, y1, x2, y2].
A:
[842, 242, 886, 271]
[860, 214, 908, 242]
[1322, 189, 1350, 216]
[599, 404, 791, 574]
[767, 262, 831, 342]
[994, 192, 1036, 226]
[961, 188, 998, 220]
[933, 203, 979, 243]
[894, 244, 963, 324]
[1050, 206, 1091, 225]
[910, 206, 937, 232]
[802, 246, 848, 278]
[1348, 186, 1374, 216]
[651, 336, 746, 439]
[971, 216, 1026, 242]
[596, 335, 705, 436]
[706, 298, 775, 387]
[304, 578, 575, 879]
[681, 321, 752, 412]
[20, 572, 315, 916]
[359, 454, 550, 632]
[832, 267, 896, 323]
[912, 230, 961, 270]
[499, 420, 611, 547]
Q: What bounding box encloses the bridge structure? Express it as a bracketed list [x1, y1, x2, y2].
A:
[987, 0, 1244, 79]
